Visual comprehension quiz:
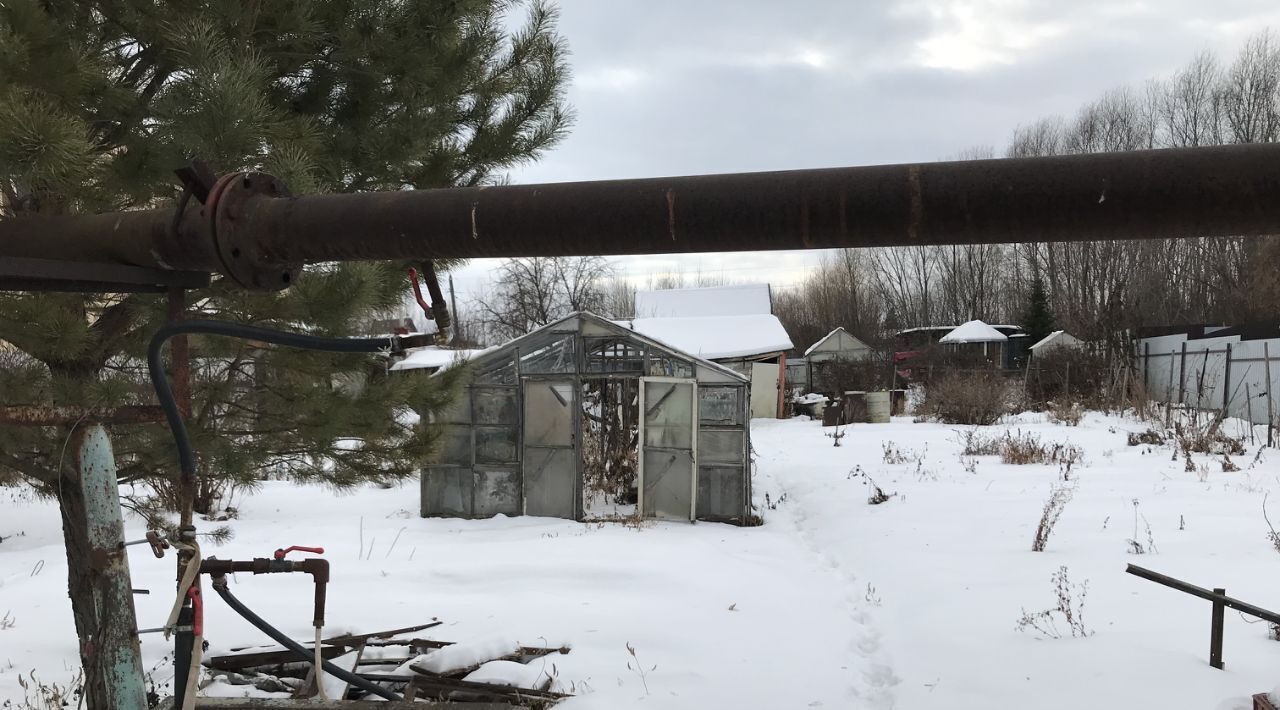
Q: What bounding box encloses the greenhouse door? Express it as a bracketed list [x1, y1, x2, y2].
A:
[638, 378, 698, 521]
[522, 379, 577, 519]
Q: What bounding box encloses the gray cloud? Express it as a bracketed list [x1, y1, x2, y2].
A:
[450, 1, 1280, 306]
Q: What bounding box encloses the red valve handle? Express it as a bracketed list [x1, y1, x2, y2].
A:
[274, 545, 325, 560]
[187, 586, 203, 636]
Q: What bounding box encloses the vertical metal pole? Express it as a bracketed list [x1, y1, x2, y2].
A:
[1266, 342, 1275, 448]
[1142, 343, 1150, 393]
[73, 424, 148, 710]
[1210, 587, 1226, 669]
[1179, 341, 1188, 405]
[1246, 383, 1256, 445]
[167, 287, 198, 705]
[1166, 350, 1176, 426]
[167, 287, 193, 524]
[1224, 344, 1234, 415]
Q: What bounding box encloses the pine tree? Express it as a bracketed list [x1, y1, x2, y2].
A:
[0, 1, 571, 699]
[1023, 272, 1056, 345]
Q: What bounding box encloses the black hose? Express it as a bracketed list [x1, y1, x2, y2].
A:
[211, 580, 402, 701]
[147, 320, 398, 477]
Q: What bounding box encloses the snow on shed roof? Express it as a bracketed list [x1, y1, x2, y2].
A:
[634, 283, 773, 318]
[391, 346, 489, 372]
[938, 320, 1008, 344]
[1029, 330, 1083, 351]
[617, 314, 793, 360]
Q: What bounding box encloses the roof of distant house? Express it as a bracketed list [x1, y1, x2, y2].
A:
[633, 283, 772, 318]
[938, 320, 1008, 343]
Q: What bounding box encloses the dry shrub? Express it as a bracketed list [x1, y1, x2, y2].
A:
[1175, 417, 1245, 456]
[957, 430, 1083, 467]
[956, 429, 1003, 456]
[811, 352, 894, 395]
[1032, 483, 1074, 552]
[1126, 429, 1166, 446]
[1001, 432, 1084, 467]
[1046, 401, 1083, 426]
[1028, 348, 1131, 412]
[917, 371, 1010, 426]
[1016, 566, 1092, 639]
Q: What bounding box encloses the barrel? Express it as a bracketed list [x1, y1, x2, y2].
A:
[842, 391, 868, 423]
[866, 391, 891, 423]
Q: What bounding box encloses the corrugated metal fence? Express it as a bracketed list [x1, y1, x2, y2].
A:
[1137, 331, 1280, 427]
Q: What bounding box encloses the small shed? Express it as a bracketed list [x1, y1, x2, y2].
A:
[623, 284, 794, 419]
[420, 312, 753, 525]
[804, 327, 871, 363]
[1029, 330, 1083, 357]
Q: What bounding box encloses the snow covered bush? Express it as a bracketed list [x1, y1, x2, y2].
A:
[917, 372, 1010, 426]
[1032, 483, 1074, 552]
[1016, 566, 1092, 639]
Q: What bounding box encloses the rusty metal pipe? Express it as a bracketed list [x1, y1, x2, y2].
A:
[2, 144, 1279, 291]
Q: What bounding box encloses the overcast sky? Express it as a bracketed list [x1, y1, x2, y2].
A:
[448, 0, 1280, 306]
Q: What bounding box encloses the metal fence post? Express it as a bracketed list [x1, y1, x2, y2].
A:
[1143, 342, 1150, 394]
[1266, 342, 1275, 448]
[1211, 587, 1226, 670]
[1224, 344, 1234, 414]
[1179, 341, 1188, 404]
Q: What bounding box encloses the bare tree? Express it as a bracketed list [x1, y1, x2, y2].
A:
[474, 256, 615, 342]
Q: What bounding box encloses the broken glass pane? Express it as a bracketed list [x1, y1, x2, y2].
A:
[584, 337, 644, 373]
[520, 335, 577, 374]
[646, 353, 694, 378]
[475, 357, 517, 385]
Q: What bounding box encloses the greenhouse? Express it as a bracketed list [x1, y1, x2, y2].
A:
[420, 312, 753, 524]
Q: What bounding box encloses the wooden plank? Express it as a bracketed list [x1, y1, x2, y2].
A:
[192, 699, 526, 710]
[1211, 587, 1226, 670]
[207, 645, 346, 672]
[322, 621, 442, 647]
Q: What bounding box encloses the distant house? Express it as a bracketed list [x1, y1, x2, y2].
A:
[620, 284, 793, 418]
[895, 321, 1027, 373]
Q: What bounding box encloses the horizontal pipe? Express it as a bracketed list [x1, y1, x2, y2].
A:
[1126, 564, 1280, 625]
[1, 144, 1279, 289]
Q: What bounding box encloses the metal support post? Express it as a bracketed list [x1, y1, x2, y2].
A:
[70, 424, 148, 710]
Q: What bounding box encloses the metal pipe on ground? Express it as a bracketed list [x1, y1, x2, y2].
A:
[2, 144, 1280, 291]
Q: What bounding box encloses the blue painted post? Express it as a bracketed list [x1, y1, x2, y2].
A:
[73, 424, 148, 710]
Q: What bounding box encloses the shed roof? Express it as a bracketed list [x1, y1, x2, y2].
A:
[617, 314, 793, 360]
[939, 320, 1008, 343]
[1029, 330, 1083, 351]
[634, 283, 772, 318]
[391, 345, 489, 372]
[803, 327, 870, 358]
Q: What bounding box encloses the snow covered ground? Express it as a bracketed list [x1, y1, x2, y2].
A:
[2, 411, 1280, 708]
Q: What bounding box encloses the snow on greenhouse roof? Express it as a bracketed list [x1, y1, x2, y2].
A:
[634, 283, 772, 318]
[938, 320, 1008, 344]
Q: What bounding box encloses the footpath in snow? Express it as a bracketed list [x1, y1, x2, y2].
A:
[753, 412, 1280, 710]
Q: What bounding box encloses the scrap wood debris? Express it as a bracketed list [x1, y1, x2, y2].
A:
[203, 621, 572, 707]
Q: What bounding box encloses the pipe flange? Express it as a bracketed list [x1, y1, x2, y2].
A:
[208, 172, 299, 291]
